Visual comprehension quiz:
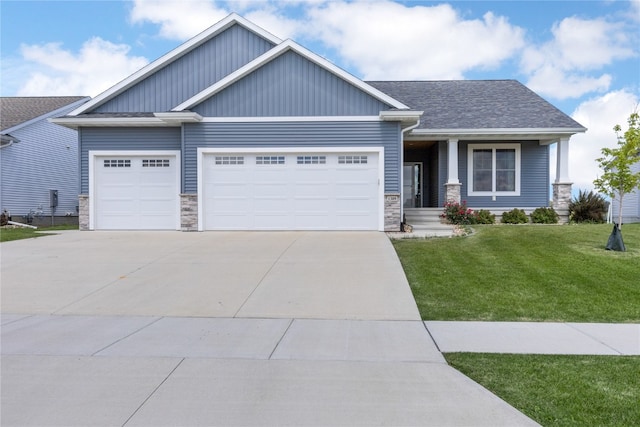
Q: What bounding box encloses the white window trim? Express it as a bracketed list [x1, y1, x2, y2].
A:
[88, 150, 181, 230]
[467, 143, 521, 196]
[197, 147, 385, 231]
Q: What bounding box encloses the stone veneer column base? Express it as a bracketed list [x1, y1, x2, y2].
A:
[384, 193, 401, 232]
[78, 195, 89, 230]
[444, 183, 462, 204]
[180, 194, 198, 231]
[552, 182, 572, 224]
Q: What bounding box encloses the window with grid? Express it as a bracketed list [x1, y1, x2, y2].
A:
[142, 159, 170, 167]
[296, 155, 326, 164]
[103, 159, 131, 168]
[215, 156, 244, 165]
[256, 156, 285, 165]
[338, 155, 368, 164]
[468, 144, 519, 195]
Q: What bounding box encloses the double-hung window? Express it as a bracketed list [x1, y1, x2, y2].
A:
[468, 144, 520, 196]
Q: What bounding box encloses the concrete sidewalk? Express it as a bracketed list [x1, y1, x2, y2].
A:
[1, 315, 539, 427]
[426, 321, 640, 355]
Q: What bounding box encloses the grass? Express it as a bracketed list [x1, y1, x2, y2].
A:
[0, 224, 78, 243]
[393, 223, 640, 426]
[445, 353, 640, 427]
[392, 223, 640, 322]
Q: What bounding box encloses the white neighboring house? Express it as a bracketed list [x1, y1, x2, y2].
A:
[611, 157, 640, 224]
[1, 96, 90, 225]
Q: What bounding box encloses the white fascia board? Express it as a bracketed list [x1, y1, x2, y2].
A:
[408, 127, 587, 141]
[412, 127, 587, 135]
[50, 117, 171, 129]
[69, 13, 282, 116]
[51, 112, 201, 129]
[200, 116, 382, 122]
[379, 110, 423, 121]
[154, 112, 203, 123]
[174, 39, 411, 112]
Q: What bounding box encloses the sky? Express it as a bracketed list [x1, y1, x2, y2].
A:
[1, 0, 639, 194]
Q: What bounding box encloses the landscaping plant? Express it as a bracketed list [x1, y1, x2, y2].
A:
[593, 111, 640, 228]
[474, 209, 496, 224]
[530, 207, 559, 224]
[501, 208, 528, 224]
[440, 201, 476, 225]
[569, 190, 607, 223]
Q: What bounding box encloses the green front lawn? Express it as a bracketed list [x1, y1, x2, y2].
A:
[0, 225, 78, 243]
[393, 223, 640, 322]
[446, 353, 640, 427]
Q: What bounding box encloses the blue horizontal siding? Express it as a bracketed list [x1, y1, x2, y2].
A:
[183, 121, 400, 193]
[457, 141, 549, 207]
[79, 127, 181, 194]
[93, 25, 275, 113]
[193, 50, 391, 117]
[0, 118, 79, 217]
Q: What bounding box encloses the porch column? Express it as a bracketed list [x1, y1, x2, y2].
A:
[553, 137, 572, 221]
[445, 138, 462, 203]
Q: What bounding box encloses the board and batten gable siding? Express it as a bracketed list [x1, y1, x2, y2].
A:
[459, 141, 549, 207]
[93, 25, 275, 113]
[79, 127, 181, 194]
[193, 51, 391, 117]
[183, 121, 401, 193]
[0, 116, 79, 216]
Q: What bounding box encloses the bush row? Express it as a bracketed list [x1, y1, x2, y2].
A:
[440, 202, 560, 225]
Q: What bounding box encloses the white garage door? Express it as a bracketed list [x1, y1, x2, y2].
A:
[94, 155, 179, 230]
[202, 151, 380, 230]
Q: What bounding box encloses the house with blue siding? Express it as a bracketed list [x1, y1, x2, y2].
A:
[52, 14, 586, 231]
[1, 96, 89, 225]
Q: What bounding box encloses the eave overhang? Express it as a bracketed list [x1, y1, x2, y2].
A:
[50, 112, 203, 129]
[379, 110, 424, 130]
[406, 127, 587, 144]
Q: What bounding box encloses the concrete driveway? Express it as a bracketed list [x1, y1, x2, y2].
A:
[1, 231, 419, 320]
[1, 231, 538, 426]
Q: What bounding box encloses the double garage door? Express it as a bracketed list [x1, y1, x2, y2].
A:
[93, 150, 381, 230]
[202, 151, 381, 230]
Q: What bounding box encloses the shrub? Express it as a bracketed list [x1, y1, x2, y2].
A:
[501, 208, 529, 224]
[569, 190, 607, 223]
[441, 201, 476, 225]
[474, 209, 496, 224]
[531, 207, 559, 224]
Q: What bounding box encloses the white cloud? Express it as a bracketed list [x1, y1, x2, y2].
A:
[522, 16, 636, 100]
[555, 90, 640, 193]
[305, 1, 525, 80]
[16, 38, 149, 97]
[129, 0, 229, 40]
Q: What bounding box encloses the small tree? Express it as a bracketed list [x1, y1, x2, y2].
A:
[593, 112, 640, 228]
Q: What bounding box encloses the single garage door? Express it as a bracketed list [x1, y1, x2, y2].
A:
[94, 154, 179, 230]
[202, 151, 380, 230]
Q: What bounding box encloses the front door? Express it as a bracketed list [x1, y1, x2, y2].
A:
[403, 162, 422, 208]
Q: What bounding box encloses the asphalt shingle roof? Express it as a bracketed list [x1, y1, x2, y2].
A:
[367, 80, 585, 130]
[1, 97, 88, 131]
